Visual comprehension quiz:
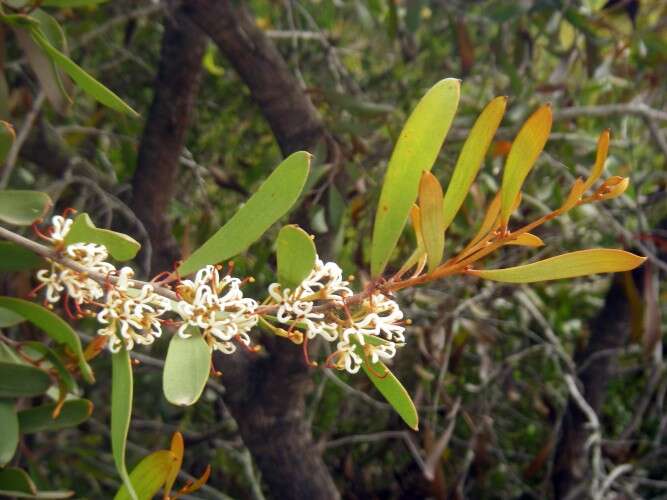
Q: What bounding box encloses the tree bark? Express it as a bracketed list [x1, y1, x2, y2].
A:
[131, 7, 206, 274]
[182, 2, 341, 499]
[182, 0, 333, 157]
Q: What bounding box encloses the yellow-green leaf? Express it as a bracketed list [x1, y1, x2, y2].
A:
[442, 96, 506, 231]
[111, 348, 136, 500]
[371, 78, 460, 276]
[418, 171, 445, 271]
[582, 129, 610, 192]
[162, 327, 211, 406]
[469, 249, 645, 283]
[0, 401, 19, 466]
[500, 104, 552, 228]
[276, 225, 316, 289]
[506, 233, 544, 247]
[164, 433, 184, 500]
[179, 151, 311, 276]
[18, 399, 93, 433]
[64, 212, 140, 262]
[461, 192, 500, 254]
[114, 450, 178, 500]
[559, 178, 586, 213]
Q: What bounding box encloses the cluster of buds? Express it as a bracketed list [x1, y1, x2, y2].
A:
[32, 215, 409, 373]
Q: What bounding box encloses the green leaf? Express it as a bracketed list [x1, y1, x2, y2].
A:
[111, 348, 136, 500]
[63, 212, 140, 261]
[500, 104, 552, 227]
[114, 450, 178, 500]
[0, 362, 50, 397]
[442, 96, 506, 231]
[0, 297, 94, 383]
[0, 467, 72, 498]
[469, 249, 646, 283]
[276, 225, 316, 289]
[0, 400, 19, 466]
[163, 328, 211, 406]
[30, 28, 138, 117]
[22, 341, 76, 393]
[179, 151, 312, 276]
[0, 121, 15, 164]
[0, 306, 25, 327]
[0, 190, 52, 226]
[0, 241, 45, 271]
[418, 171, 445, 271]
[358, 347, 419, 430]
[18, 399, 92, 433]
[371, 78, 461, 276]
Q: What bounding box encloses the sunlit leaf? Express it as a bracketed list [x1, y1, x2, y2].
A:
[469, 249, 645, 283]
[0, 297, 94, 383]
[0, 241, 45, 271]
[114, 450, 177, 500]
[462, 192, 501, 254]
[179, 151, 311, 276]
[111, 348, 136, 500]
[18, 399, 92, 433]
[64, 212, 140, 261]
[0, 121, 15, 164]
[559, 178, 586, 213]
[0, 190, 52, 226]
[505, 233, 544, 247]
[0, 362, 51, 397]
[500, 104, 552, 227]
[163, 327, 211, 406]
[355, 341, 418, 430]
[582, 129, 610, 192]
[164, 433, 184, 500]
[276, 225, 316, 289]
[594, 176, 629, 201]
[30, 28, 139, 116]
[418, 171, 445, 271]
[371, 78, 461, 276]
[442, 96, 506, 231]
[0, 400, 19, 466]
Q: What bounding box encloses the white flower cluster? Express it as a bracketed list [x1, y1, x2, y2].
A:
[176, 265, 258, 354]
[267, 258, 406, 374]
[32, 215, 410, 372]
[36, 216, 114, 306]
[97, 267, 171, 353]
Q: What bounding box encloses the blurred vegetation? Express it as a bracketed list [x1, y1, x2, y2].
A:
[0, 0, 665, 498]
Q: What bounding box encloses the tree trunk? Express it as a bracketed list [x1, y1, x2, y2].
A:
[131, 7, 206, 274]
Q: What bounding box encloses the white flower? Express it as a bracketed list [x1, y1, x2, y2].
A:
[267, 258, 351, 341]
[176, 265, 258, 354]
[97, 267, 170, 352]
[48, 215, 73, 243]
[334, 340, 362, 374]
[347, 292, 405, 343]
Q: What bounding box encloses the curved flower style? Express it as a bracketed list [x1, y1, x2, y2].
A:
[267, 258, 351, 341]
[343, 292, 405, 344]
[97, 267, 170, 352]
[176, 265, 258, 354]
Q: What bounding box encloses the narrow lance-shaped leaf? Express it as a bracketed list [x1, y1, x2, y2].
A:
[582, 129, 610, 192]
[354, 337, 419, 430]
[64, 212, 140, 261]
[0, 362, 51, 397]
[163, 327, 211, 406]
[164, 433, 184, 500]
[0, 297, 94, 383]
[0, 190, 52, 226]
[111, 348, 136, 500]
[500, 104, 552, 228]
[505, 233, 544, 247]
[30, 27, 139, 116]
[442, 96, 507, 231]
[418, 171, 445, 271]
[371, 78, 461, 276]
[114, 450, 178, 500]
[469, 249, 645, 283]
[179, 151, 311, 276]
[461, 192, 501, 255]
[0, 121, 15, 164]
[276, 225, 316, 289]
[0, 400, 19, 466]
[18, 399, 93, 433]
